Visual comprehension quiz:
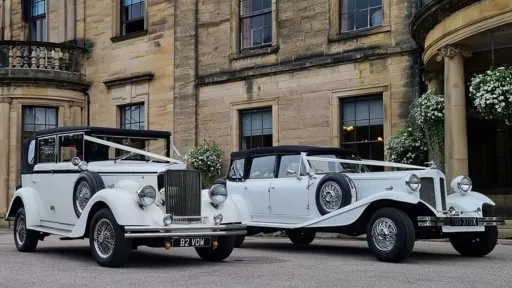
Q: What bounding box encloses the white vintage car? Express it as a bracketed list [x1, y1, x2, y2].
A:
[223, 146, 505, 263]
[5, 126, 246, 267]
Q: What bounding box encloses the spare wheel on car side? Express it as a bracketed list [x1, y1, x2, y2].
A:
[73, 171, 106, 218]
[315, 173, 353, 215]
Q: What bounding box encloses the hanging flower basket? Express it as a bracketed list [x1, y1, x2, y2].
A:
[469, 66, 512, 125]
[186, 143, 223, 187]
[385, 127, 428, 167]
[410, 89, 445, 170]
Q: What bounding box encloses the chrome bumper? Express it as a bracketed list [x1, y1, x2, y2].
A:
[123, 223, 247, 239]
[418, 216, 506, 227]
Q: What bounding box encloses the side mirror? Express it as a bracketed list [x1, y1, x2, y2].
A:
[286, 169, 297, 176]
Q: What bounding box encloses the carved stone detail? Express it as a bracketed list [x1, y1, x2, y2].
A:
[69, 101, 85, 108]
[436, 45, 473, 61]
[423, 71, 444, 82]
[0, 97, 12, 104]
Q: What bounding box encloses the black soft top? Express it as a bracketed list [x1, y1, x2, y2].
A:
[28, 126, 172, 139]
[230, 145, 358, 160]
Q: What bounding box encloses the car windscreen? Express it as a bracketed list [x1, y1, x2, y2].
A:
[307, 153, 369, 174]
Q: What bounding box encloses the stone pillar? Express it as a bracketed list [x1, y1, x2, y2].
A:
[436, 44, 473, 182]
[70, 101, 83, 126]
[0, 97, 11, 215]
[423, 71, 444, 94]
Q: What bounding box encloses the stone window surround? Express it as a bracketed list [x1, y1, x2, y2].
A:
[110, 0, 149, 43]
[330, 84, 391, 151]
[328, 0, 391, 43]
[229, 0, 279, 61]
[19, 0, 50, 41]
[230, 98, 279, 152]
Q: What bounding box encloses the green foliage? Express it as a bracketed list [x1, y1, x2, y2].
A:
[187, 143, 223, 187]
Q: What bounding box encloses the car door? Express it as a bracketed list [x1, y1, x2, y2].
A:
[269, 154, 310, 221]
[241, 155, 275, 221]
[31, 135, 58, 223]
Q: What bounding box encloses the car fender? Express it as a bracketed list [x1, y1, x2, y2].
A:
[200, 189, 247, 224]
[69, 188, 165, 238]
[298, 190, 436, 228]
[446, 191, 496, 213]
[5, 187, 44, 227]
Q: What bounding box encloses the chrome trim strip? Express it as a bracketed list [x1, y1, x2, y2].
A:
[124, 224, 247, 232]
[124, 230, 247, 238]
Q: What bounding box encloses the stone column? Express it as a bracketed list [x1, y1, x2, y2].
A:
[70, 101, 84, 126]
[423, 71, 444, 94]
[0, 97, 11, 215]
[436, 44, 473, 182]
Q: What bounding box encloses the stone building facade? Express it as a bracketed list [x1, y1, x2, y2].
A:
[411, 0, 512, 216]
[0, 0, 423, 215]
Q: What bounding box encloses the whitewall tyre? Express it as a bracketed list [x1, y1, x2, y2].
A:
[89, 208, 131, 267]
[287, 230, 316, 245]
[366, 208, 415, 263]
[449, 226, 498, 257]
[13, 208, 39, 252]
[195, 236, 236, 261]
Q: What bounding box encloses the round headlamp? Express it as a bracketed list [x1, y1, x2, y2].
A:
[137, 185, 157, 207]
[209, 184, 228, 204]
[451, 175, 472, 195]
[406, 174, 421, 192]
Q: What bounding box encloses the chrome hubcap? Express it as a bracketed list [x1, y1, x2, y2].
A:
[93, 219, 115, 258]
[319, 181, 343, 212]
[16, 215, 26, 245]
[371, 217, 397, 252]
[76, 182, 91, 213]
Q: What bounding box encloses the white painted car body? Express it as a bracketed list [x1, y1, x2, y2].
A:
[5, 126, 246, 267]
[224, 146, 505, 262]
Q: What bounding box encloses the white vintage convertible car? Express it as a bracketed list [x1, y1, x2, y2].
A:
[222, 146, 505, 263]
[5, 126, 246, 267]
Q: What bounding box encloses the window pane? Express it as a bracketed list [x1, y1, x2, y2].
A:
[240, 18, 251, 48]
[46, 108, 57, 125]
[132, 0, 141, 3]
[251, 111, 262, 131]
[370, 7, 382, 27]
[251, 14, 262, 29]
[342, 126, 356, 142]
[35, 107, 45, 124]
[229, 159, 245, 179]
[262, 110, 272, 129]
[355, 9, 369, 30]
[240, 0, 251, 16]
[252, 0, 262, 13]
[262, 0, 271, 10]
[131, 2, 141, 19]
[370, 125, 383, 141]
[356, 0, 368, 10]
[340, 13, 355, 31]
[355, 100, 369, 126]
[241, 112, 252, 136]
[263, 26, 271, 44]
[369, 0, 382, 7]
[249, 155, 275, 179]
[343, 101, 355, 122]
[37, 1, 45, 14]
[369, 98, 383, 125]
[123, 0, 132, 5]
[340, 0, 356, 13]
[23, 107, 35, 124]
[38, 137, 56, 163]
[263, 13, 271, 26]
[278, 155, 302, 178]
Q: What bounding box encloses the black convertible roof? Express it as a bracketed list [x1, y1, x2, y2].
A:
[28, 126, 172, 139]
[230, 145, 358, 160]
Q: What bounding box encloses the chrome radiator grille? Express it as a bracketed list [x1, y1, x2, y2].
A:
[439, 177, 447, 211]
[162, 170, 202, 221]
[419, 177, 436, 209]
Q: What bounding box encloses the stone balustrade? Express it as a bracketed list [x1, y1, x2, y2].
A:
[0, 41, 89, 91]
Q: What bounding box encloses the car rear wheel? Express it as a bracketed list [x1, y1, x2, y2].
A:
[287, 230, 316, 245]
[449, 226, 498, 257]
[195, 236, 236, 261]
[89, 208, 131, 267]
[366, 207, 415, 263]
[13, 208, 39, 252]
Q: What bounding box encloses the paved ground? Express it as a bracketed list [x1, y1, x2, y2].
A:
[1, 230, 511, 288]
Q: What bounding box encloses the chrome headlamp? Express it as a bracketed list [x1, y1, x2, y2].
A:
[451, 175, 472, 195]
[209, 183, 228, 204]
[137, 185, 157, 207]
[405, 174, 421, 193]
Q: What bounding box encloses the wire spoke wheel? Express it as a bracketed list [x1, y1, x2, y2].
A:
[319, 181, 343, 212]
[93, 219, 116, 259]
[15, 214, 27, 245]
[75, 182, 91, 213]
[371, 217, 397, 252]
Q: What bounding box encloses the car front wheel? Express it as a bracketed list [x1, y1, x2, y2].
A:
[89, 208, 131, 267]
[366, 207, 415, 263]
[449, 226, 498, 257]
[13, 207, 39, 252]
[195, 235, 236, 261]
